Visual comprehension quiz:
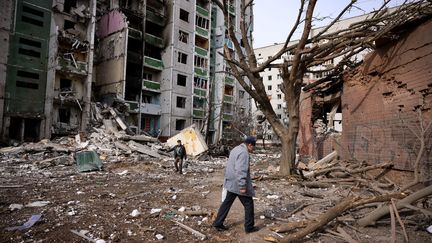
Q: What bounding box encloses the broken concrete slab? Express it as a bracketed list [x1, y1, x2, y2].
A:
[128, 141, 164, 158]
[166, 124, 208, 157]
[119, 134, 158, 143]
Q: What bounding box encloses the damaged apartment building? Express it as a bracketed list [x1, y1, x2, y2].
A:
[0, 0, 253, 144]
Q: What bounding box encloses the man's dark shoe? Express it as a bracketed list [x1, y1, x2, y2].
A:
[245, 226, 259, 233]
[213, 224, 229, 231]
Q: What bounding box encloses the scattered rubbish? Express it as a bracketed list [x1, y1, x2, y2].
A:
[26, 201, 50, 207]
[155, 233, 164, 240]
[130, 209, 140, 217]
[75, 150, 103, 172]
[5, 214, 42, 231]
[427, 225, 432, 234]
[150, 208, 162, 214]
[71, 229, 105, 242]
[9, 204, 23, 211]
[178, 206, 186, 212]
[172, 220, 206, 240]
[172, 195, 177, 200]
[267, 195, 279, 199]
[117, 170, 128, 175]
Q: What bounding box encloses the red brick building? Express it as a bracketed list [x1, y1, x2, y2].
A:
[299, 19, 432, 174]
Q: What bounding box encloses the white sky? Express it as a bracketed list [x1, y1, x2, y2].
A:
[253, 0, 405, 48]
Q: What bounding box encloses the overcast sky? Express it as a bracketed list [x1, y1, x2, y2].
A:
[253, 0, 405, 48]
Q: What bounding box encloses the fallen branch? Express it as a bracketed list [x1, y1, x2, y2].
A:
[357, 185, 432, 227]
[305, 161, 393, 178]
[172, 220, 206, 240]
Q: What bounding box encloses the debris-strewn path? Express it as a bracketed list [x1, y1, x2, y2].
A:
[1, 150, 431, 242]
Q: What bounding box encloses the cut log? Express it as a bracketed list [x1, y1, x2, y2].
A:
[357, 185, 432, 227]
[172, 220, 206, 240]
[309, 151, 338, 170]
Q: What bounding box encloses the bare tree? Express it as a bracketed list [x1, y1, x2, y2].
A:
[212, 0, 432, 176]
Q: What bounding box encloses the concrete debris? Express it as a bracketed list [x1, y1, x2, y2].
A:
[26, 201, 50, 207]
[9, 204, 24, 211]
[166, 124, 208, 157]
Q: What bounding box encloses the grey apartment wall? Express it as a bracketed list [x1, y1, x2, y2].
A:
[0, 0, 14, 139]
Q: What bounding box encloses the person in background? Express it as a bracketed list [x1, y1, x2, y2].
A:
[171, 140, 187, 174]
[212, 136, 259, 233]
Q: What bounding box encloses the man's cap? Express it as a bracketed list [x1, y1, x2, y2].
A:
[177, 140, 181, 143]
[244, 136, 256, 146]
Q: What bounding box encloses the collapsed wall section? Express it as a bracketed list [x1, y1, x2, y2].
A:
[342, 20, 432, 171]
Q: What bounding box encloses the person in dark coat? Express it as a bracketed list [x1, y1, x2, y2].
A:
[212, 136, 259, 233]
[171, 140, 187, 174]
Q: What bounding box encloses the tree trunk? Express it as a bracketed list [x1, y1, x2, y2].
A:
[278, 77, 302, 176]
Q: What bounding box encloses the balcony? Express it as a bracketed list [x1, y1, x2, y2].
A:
[144, 33, 164, 48]
[194, 88, 207, 97]
[228, 4, 235, 15]
[146, 9, 166, 26]
[223, 94, 234, 103]
[195, 26, 209, 38]
[143, 79, 161, 92]
[140, 103, 162, 115]
[193, 109, 205, 118]
[223, 113, 233, 121]
[194, 67, 208, 77]
[195, 46, 208, 57]
[128, 27, 142, 40]
[196, 5, 209, 17]
[56, 56, 88, 76]
[225, 76, 235, 85]
[144, 56, 164, 71]
[126, 101, 139, 113]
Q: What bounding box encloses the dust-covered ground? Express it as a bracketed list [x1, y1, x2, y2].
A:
[1, 147, 431, 242]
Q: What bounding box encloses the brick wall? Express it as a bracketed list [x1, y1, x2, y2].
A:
[341, 20, 432, 171]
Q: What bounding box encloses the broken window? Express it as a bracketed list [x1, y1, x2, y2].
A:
[277, 94, 282, 99]
[16, 70, 39, 90]
[239, 90, 245, 99]
[59, 108, 71, 123]
[176, 96, 186, 108]
[196, 16, 209, 29]
[277, 104, 282, 109]
[277, 74, 281, 79]
[224, 85, 234, 96]
[194, 56, 207, 68]
[64, 20, 75, 30]
[193, 96, 205, 109]
[177, 74, 187, 86]
[142, 94, 152, 103]
[179, 9, 189, 22]
[267, 85, 272, 91]
[21, 5, 44, 27]
[179, 30, 189, 43]
[178, 52, 187, 64]
[268, 75, 272, 81]
[277, 114, 282, 119]
[194, 77, 207, 89]
[277, 84, 281, 90]
[60, 78, 72, 92]
[143, 73, 153, 81]
[64, 0, 77, 13]
[175, 119, 186, 130]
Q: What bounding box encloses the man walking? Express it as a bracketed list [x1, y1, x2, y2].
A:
[212, 136, 259, 233]
[172, 140, 187, 174]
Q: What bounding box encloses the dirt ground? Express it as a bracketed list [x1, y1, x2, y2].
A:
[1, 148, 431, 242]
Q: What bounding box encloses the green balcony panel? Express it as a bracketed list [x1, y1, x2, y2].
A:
[146, 10, 165, 26]
[193, 109, 205, 118]
[126, 101, 139, 113]
[128, 27, 142, 40]
[195, 46, 208, 57]
[143, 79, 160, 91]
[223, 113, 233, 121]
[145, 33, 164, 48]
[228, 5, 235, 15]
[223, 95, 233, 103]
[144, 56, 164, 70]
[195, 26, 209, 38]
[196, 5, 209, 17]
[194, 67, 208, 77]
[194, 88, 206, 97]
[225, 76, 235, 85]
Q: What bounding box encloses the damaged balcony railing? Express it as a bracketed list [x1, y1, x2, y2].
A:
[57, 55, 88, 75]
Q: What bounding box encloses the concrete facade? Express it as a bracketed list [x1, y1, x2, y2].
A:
[0, 0, 252, 144]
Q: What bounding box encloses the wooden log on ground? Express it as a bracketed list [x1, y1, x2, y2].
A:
[357, 185, 432, 227]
